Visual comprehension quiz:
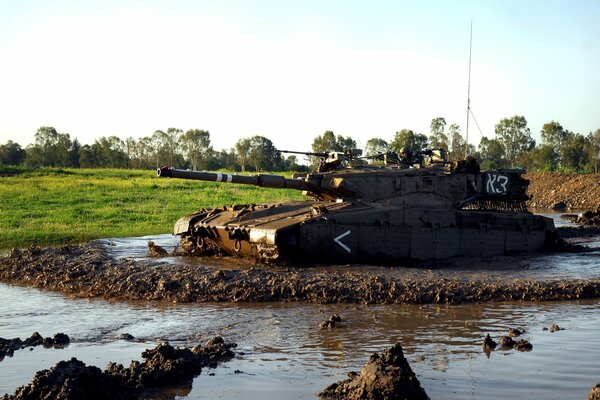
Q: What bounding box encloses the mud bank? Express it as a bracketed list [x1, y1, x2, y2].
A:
[526, 172, 600, 210]
[1, 242, 600, 305]
[1, 337, 235, 400]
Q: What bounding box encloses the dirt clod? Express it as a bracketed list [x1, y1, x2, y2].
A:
[589, 383, 600, 400]
[317, 343, 429, 400]
[1, 332, 70, 360]
[2, 338, 236, 400]
[508, 328, 523, 337]
[514, 339, 533, 351]
[483, 334, 497, 352]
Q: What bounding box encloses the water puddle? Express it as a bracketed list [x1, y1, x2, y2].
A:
[1, 284, 599, 399]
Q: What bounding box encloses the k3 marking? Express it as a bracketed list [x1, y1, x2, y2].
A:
[485, 173, 509, 195]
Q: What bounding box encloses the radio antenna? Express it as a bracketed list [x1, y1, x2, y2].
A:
[465, 20, 473, 157]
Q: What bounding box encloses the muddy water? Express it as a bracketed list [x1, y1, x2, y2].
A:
[1, 283, 600, 399]
[2, 211, 600, 399]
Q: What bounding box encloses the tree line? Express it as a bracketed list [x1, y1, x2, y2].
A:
[1, 116, 599, 173]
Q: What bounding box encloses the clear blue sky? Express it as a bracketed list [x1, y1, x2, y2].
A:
[1, 0, 599, 151]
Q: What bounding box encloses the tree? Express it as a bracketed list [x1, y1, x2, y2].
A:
[127, 136, 155, 169]
[478, 136, 505, 170]
[364, 138, 389, 157]
[494, 116, 535, 167]
[429, 117, 449, 150]
[25, 126, 72, 167]
[540, 121, 568, 149]
[150, 128, 184, 167]
[180, 129, 212, 170]
[69, 139, 81, 168]
[78, 144, 99, 168]
[0, 140, 26, 166]
[559, 132, 588, 172]
[587, 129, 600, 173]
[311, 131, 356, 153]
[527, 144, 558, 171]
[93, 136, 128, 168]
[234, 138, 252, 172]
[389, 129, 428, 155]
[247, 135, 282, 172]
[207, 148, 237, 171]
[281, 155, 309, 172]
[336, 135, 357, 151]
[312, 131, 338, 153]
[448, 124, 466, 159]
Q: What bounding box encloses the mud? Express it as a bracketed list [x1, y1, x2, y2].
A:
[590, 384, 600, 400]
[2, 241, 600, 305]
[1, 337, 235, 400]
[561, 211, 600, 227]
[0, 333, 69, 360]
[526, 172, 600, 210]
[318, 342, 429, 400]
[482, 334, 497, 351]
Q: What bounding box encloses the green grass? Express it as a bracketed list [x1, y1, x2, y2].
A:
[0, 167, 304, 249]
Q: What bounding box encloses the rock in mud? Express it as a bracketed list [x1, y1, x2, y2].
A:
[508, 328, 523, 337]
[514, 339, 533, 351]
[320, 314, 343, 329]
[118, 333, 135, 341]
[0, 332, 69, 359]
[147, 241, 168, 257]
[2, 338, 236, 400]
[589, 383, 600, 400]
[500, 336, 515, 349]
[482, 334, 497, 352]
[562, 211, 600, 227]
[318, 343, 429, 400]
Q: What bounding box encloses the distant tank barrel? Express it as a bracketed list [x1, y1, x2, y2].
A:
[157, 166, 307, 190]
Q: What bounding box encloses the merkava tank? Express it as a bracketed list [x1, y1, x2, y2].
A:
[157, 149, 555, 264]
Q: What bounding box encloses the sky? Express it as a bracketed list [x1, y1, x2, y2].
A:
[1, 0, 599, 152]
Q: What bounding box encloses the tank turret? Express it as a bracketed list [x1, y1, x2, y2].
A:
[156, 149, 555, 264]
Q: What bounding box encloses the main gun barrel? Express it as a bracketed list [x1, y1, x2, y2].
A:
[157, 166, 307, 190]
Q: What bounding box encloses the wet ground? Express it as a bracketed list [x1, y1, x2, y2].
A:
[1, 211, 600, 399]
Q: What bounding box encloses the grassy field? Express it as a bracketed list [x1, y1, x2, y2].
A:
[0, 167, 304, 249]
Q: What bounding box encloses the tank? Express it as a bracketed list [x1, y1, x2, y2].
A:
[156, 149, 555, 264]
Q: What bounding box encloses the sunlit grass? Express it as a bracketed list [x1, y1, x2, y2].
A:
[0, 167, 304, 249]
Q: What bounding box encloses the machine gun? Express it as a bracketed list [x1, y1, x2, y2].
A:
[279, 149, 363, 172]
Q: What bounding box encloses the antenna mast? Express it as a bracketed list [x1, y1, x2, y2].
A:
[465, 21, 473, 157]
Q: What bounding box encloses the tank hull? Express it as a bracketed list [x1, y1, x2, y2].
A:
[174, 201, 555, 263]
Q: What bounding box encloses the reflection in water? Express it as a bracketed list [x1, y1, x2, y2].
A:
[1, 284, 600, 400]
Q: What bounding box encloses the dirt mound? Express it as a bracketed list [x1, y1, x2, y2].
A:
[2, 242, 600, 305]
[318, 343, 429, 400]
[2, 338, 236, 400]
[525, 172, 600, 210]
